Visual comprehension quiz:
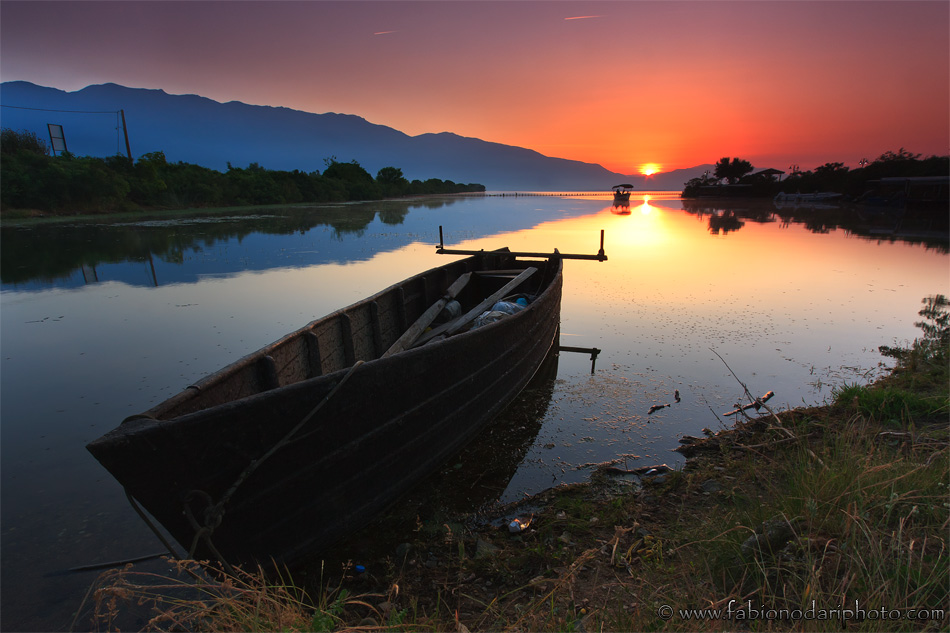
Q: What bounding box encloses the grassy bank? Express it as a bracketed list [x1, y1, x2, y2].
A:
[0, 195, 463, 227]
[86, 298, 949, 632]
[0, 202, 320, 226]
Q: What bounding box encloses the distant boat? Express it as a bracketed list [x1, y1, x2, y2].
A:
[612, 184, 634, 204]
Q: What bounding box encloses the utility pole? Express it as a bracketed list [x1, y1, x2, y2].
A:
[119, 109, 132, 162]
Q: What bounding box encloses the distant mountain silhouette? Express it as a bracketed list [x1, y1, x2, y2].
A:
[1, 81, 707, 191]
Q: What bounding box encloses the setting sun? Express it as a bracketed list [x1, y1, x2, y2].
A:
[640, 163, 662, 176]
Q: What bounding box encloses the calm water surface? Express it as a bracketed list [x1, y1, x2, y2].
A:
[2, 192, 947, 630]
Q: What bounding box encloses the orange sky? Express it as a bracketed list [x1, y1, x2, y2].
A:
[2, 1, 947, 175]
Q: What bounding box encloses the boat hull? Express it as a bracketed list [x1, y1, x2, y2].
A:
[87, 252, 562, 568]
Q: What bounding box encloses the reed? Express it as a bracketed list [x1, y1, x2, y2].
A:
[85, 559, 398, 632]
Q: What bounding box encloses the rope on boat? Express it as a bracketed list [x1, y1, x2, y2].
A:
[184, 490, 236, 575]
[125, 487, 184, 562]
[185, 360, 367, 569]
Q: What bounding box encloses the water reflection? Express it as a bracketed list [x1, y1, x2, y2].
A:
[5, 195, 945, 293]
[681, 198, 949, 251]
[1, 192, 948, 631]
[1, 193, 618, 291]
[0, 199, 424, 290]
[635, 195, 656, 216]
[318, 345, 560, 565]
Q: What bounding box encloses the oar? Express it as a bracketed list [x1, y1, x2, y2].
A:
[412, 266, 537, 348]
[382, 272, 473, 357]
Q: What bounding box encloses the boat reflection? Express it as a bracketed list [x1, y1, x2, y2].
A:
[611, 201, 631, 214]
[610, 195, 658, 216]
[309, 343, 559, 568]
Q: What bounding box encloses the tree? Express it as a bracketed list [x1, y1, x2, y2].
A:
[713, 157, 754, 184]
[814, 162, 847, 176]
[376, 166, 409, 197]
[0, 128, 49, 156]
[224, 164, 282, 205]
[876, 148, 920, 163]
[322, 160, 381, 200]
[0, 136, 484, 212]
[323, 159, 372, 183]
[813, 162, 849, 189]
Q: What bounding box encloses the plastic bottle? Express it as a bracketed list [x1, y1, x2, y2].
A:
[437, 300, 461, 322]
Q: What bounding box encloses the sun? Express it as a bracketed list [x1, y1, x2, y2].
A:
[640, 163, 661, 176]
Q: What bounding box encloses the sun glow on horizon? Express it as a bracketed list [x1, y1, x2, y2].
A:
[639, 164, 662, 176]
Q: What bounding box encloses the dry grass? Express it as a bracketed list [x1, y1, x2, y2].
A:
[84, 418, 948, 633]
[85, 559, 400, 632]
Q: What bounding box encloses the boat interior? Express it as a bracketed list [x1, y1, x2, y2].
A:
[145, 251, 556, 420]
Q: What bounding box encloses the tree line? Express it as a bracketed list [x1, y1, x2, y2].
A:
[0, 128, 485, 214]
[683, 150, 949, 198]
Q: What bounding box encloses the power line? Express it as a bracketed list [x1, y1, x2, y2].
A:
[2, 103, 133, 161]
[0, 104, 117, 114]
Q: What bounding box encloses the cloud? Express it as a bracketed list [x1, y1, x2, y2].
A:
[373, 30, 397, 35]
[564, 15, 603, 21]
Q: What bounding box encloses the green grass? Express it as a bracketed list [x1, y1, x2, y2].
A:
[722, 415, 949, 618]
[832, 382, 946, 427]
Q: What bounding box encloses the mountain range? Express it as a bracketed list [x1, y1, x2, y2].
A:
[0, 81, 711, 191]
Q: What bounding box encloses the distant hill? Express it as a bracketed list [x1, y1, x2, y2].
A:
[1, 81, 701, 191]
[638, 165, 718, 192]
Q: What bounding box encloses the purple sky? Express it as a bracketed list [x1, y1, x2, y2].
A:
[2, 1, 948, 173]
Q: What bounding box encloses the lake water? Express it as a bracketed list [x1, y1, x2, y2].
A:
[2, 192, 947, 631]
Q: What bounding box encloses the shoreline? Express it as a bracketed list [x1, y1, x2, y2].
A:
[0, 195, 461, 227]
[0, 190, 694, 226]
[85, 339, 949, 631]
[341, 392, 948, 631]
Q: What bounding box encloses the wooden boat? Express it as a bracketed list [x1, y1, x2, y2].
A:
[87, 243, 601, 570]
